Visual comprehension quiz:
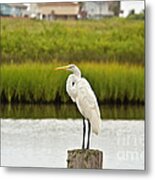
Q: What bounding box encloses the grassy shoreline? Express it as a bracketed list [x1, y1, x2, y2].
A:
[0, 62, 144, 104]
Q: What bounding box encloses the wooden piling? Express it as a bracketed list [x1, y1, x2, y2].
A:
[67, 149, 103, 169]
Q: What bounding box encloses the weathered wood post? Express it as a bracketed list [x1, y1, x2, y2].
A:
[67, 149, 103, 169]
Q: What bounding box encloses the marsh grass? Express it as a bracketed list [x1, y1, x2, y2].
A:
[1, 18, 144, 64]
[0, 62, 144, 104]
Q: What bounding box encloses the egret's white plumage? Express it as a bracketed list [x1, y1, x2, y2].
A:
[56, 64, 101, 135]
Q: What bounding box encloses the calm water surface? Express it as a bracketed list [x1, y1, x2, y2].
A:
[1, 119, 144, 169]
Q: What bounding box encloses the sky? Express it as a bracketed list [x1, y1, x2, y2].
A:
[120, 1, 145, 17]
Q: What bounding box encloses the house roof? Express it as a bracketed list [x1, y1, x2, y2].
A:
[36, 2, 80, 15]
[37, 2, 79, 7]
[8, 3, 27, 9]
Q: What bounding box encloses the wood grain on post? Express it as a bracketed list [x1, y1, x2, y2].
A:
[67, 149, 103, 169]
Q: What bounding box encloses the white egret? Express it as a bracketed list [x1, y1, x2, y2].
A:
[55, 64, 101, 149]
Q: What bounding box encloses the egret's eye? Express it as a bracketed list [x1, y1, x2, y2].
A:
[69, 65, 75, 69]
[68, 66, 73, 70]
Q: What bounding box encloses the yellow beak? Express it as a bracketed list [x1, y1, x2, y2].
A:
[55, 65, 69, 71]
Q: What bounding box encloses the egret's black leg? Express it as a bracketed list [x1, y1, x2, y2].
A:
[87, 119, 91, 149]
[82, 118, 86, 149]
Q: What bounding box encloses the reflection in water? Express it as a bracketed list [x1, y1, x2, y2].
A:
[0, 104, 144, 120]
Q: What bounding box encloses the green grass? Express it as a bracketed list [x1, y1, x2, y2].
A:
[1, 18, 144, 64]
[0, 62, 144, 104]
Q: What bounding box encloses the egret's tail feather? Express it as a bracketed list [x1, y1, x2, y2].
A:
[90, 116, 101, 135]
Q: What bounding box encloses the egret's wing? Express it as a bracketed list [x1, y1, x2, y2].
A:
[76, 78, 101, 134]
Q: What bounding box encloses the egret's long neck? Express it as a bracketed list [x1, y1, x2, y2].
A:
[73, 67, 81, 78]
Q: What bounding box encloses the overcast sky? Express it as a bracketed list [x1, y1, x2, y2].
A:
[120, 1, 145, 17]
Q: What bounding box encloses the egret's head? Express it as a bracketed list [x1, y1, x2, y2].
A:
[55, 64, 81, 77]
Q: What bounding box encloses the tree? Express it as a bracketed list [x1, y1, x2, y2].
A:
[109, 1, 121, 16]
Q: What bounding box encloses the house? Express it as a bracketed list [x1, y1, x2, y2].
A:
[0, 4, 13, 16]
[80, 1, 120, 19]
[0, 3, 27, 17]
[29, 2, 80, 20]
[9, 3, 28, 17]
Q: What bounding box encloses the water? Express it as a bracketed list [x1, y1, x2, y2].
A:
[1, 119, 145, 170]
[0, 104, 144, 120]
